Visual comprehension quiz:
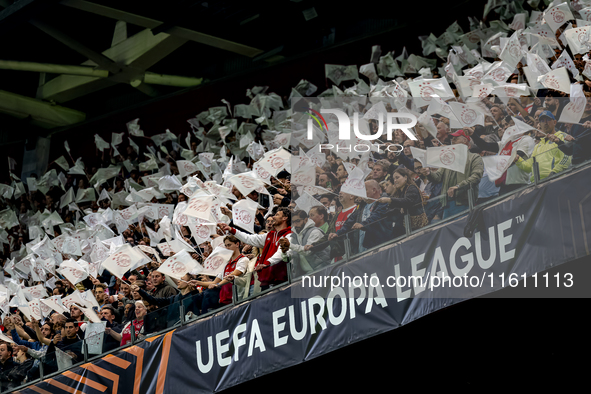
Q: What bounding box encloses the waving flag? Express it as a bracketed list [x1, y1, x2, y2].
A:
[544, 2, 575, 33]
[200, 246, 234, 277]
[100, 244, 150, 279]
[483, 155, 513, 182]
[157, 249, 203, 280]
[232, 198, 258, 234]
[426, 144, 468, 174]
[538, 67, 570, 94]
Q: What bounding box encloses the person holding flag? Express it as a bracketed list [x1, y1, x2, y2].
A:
[217, 207, 292, 290]
[425, 130, 484, 219]
[189, 236, 249, 312]
[516, 111, 572, 181]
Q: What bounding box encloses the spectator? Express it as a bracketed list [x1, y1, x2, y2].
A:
[218, 207, 292, 290]
[336, 180, 391, 254]
[516, 111, 571, 181]
[471, 122, 535, 194]
[378, 168, 427, 236]
[0, 342, 15, 391]
[425, 130, 484, 219]
[190, 236, 249, 314]
[150, 272, 178, 299]
[369, 160, 391, 183]
[113, 301, 147, 347]
[289, 210, 330, 274]
[308, 205, 329, 234]
[100, 305, 124, 352]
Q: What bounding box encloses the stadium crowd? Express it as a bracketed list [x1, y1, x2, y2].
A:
[1, 0, 591, 391]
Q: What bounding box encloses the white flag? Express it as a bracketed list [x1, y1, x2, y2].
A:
[564, 26, 591, 54]
[538, 67, 571, 94]
[499, 30, 525, 69]
[340, 167, 367, 198]
[40, 297, 69, 315]
[482, 61, 514, 86]
[157, 249, 203, 280]
[200, 246, 234, 277]
[111, 132, 124, 146]
[183, 195, 216, 222]
[551, 50, 579, 77]
[127, 118, 144, 136]
[100, 244, 149, 279]
[294, 192, 323, 213]
[62, 237, 82, 256]
[27, 299, 43, 321]
[449, 102, 485, 128]
[0, 208, 19, 229]
[426, 144, 468, 174]
[177, 160, 199, 179]
[61, 291, 86, 310]
[544, 2, 575, 33]
[483, 155, 513, 181]
[257, 148, 292, 176]
[55, 156, 70, 171]
[94, 134, 110, 152]
[408, 77, 455, 107]
[232, 198, 258, 234]
[75, 188, 96, 203]
[228, 173, 265, 198]
[558, 86, 586, 124]
[188, 218, 215, 245]
[57, 259, 88, 285]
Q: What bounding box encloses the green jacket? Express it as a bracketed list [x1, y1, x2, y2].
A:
[427, 151, 484, 207]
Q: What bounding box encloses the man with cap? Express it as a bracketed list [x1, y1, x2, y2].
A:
[424, 130, 484, 219]
[516, 110, 571, 181]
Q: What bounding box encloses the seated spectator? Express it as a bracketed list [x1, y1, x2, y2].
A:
[378, 168, 427, 236]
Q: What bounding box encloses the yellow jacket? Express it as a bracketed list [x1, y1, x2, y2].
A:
[516, 131, 571, 181]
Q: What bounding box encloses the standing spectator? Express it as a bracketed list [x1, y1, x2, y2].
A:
[289, 210, 329, 274]
[0, 342, 15, 391]
[378, 168, 427, 236]
[369, 160, 391, 183]
[150, 272, 178, 299]
[425, 130, 484, 219]
[308, 205, 329, 234]
[100, 305, 124, 352]
[336, 180, 391, 254]
[218, 207, 292, 290]
[516, 111, 571, 181]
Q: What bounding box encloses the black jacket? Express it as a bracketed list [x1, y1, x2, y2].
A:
[336, 201, 392, 255]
